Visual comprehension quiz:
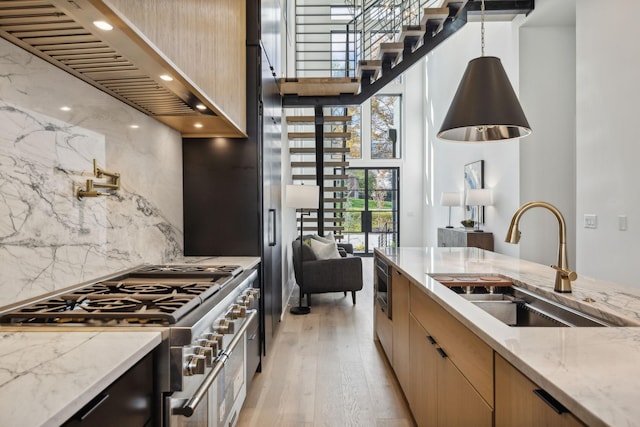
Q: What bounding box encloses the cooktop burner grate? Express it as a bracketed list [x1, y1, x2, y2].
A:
[0, 266, 242, 325]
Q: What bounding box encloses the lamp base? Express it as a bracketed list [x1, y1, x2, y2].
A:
[290, 305, 311, 315]
[473, 229, 484, 232]
[445, 225, 454, 228]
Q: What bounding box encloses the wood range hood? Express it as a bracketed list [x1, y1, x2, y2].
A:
[0, 0, 245, 138]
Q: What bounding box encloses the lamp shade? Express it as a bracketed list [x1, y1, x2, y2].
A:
[466, 188, 494, 206]
[438, 56, 531, 142]
[440, 191, 461, 207]
[285, 184, 319, 209]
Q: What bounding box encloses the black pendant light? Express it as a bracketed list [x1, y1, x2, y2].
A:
[437, 0, 531, 142]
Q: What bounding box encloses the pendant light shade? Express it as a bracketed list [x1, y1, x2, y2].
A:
[437, 56, 531, 142]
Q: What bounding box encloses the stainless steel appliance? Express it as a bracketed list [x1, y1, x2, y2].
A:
[375, 257, 391, 319]
[0, 263, 260, 427]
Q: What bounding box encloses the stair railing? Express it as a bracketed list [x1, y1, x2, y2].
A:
[345, 0, 439, 77]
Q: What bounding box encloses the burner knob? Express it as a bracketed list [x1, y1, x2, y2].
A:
[238, 295, 254, 307]
[215, 318, 234, 334]
[193, 346, 215, 367]
[202, 333, 224, 347]
[195, 338, 219, 355]
[246, 288, 260, 298]
[230, 304, 247, 318]
[185, 354, 207, 376]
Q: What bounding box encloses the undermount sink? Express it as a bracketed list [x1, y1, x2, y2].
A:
[431, 275, 611, 327]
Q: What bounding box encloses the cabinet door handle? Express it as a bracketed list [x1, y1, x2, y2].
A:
[436, 347, 448, 358]
[268, 209, 276, 247]
[426, 335, 437, 345]
[533, 389, 568, 414]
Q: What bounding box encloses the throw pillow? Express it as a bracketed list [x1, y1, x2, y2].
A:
[312, 232, 336, 245]
[309, 238, 341, 260]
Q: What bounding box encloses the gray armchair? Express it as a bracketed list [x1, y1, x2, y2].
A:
[292, 238, 363, 305]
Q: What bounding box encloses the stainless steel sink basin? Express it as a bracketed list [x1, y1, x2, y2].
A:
[433, 275, 611, 327]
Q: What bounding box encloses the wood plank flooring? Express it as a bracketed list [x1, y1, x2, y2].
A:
[238, 258, 415, 427]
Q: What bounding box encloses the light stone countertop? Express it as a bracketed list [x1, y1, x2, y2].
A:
[375, 246, 640, 427]
[0, 331, 161, 427]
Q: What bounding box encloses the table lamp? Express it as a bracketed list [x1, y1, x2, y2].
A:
[466, 188, 494, 232]
[440, 192, 461, 228]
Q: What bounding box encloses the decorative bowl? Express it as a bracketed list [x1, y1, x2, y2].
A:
[460, 219, 475, 228]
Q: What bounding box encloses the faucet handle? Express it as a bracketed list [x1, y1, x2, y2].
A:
[550, 265, 577, 281]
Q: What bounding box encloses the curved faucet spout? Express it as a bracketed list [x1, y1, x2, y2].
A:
[505, 201, 575, 293]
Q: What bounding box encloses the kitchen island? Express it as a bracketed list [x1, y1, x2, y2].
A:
[375, 246, 640, 427]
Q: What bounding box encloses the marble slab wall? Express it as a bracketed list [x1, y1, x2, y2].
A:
[0, 39, 184, 308]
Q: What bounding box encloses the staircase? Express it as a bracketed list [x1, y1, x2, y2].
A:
[283, 0, 533, 238]
[287, 107, 359, 239]
[281, 0, 534, 107]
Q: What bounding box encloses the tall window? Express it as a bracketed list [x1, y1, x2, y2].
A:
[331, 106, 362, 159]
[371, 95, 401, 159]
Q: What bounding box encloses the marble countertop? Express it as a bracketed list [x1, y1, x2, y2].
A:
[375, 246, 640, 427]
[0, 331, 161, 427]
[169, 256, 261, 271]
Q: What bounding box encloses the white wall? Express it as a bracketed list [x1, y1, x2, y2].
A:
[518, 23, 576, 267]
[422, 22, 521, 256]
[576, 0, 640, 286]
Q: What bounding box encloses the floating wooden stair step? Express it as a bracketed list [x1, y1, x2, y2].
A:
[286, 115, 352, 123]
[357, 60, 382, 81]
[324, 197, 347, 203]
[324, 208, 344, 213]
[293, 174, 349, 180]
[291, 161, 349, 168]
[288, 132, 351, 139]
[279, 77, 360, 97]
[421, 7, 450, 35]
[378, 42, 404, 66]
[302, 217, 346, 223]
[290, 147, 351, 154]
[324, 186, 348, 192]
[399, 25, 425, 48]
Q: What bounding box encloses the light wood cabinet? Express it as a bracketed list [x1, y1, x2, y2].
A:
[375, 299, 393, 361]
[408, 313, 492, 427]
[391, 268, 410, 392]
[438, 227, 494, 251]
[408, 315, 438, 427]
[495, 354, 585, 427]
[411, 284, 494, 407]
[408, 283, 493, 426]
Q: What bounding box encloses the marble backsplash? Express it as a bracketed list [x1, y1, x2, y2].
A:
[0, 39, 184, 308]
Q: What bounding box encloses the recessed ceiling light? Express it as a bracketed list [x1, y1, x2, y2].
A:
[60, 106, 71, 111]
[194, 123, 204, 128]
[196, 104, 206, 111]
[160, 74, 173, 82]
[93, 20, 113, 31]
[130, 124, 140, 129]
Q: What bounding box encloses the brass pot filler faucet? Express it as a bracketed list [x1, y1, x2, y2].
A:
[76, 159, 121, 199]
[505, 201, 577, 293]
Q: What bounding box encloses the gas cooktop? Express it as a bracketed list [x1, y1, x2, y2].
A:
[0, 264, 244, 325]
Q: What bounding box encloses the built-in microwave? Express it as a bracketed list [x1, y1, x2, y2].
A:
[375, 257, 391, 319]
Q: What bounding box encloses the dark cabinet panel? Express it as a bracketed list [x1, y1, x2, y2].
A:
[182, 138, 260, 256]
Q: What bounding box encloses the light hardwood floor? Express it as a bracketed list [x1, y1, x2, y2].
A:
[238, 257, 415, 427]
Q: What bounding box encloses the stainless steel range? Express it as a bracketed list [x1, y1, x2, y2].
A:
[0, 263, 260, 427]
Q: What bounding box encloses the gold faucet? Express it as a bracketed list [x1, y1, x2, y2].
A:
[505, 201, 577, 293]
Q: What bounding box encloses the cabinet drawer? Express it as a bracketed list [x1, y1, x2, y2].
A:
[410, 284, 494, 407]
[375, 300, 393, 362]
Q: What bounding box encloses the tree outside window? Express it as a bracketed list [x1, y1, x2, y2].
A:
[371, 95, 401, 159]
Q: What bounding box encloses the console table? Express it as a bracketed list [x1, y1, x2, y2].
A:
[437, 227, 494, 251]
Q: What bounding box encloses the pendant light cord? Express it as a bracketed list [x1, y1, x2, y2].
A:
[480, 0, 485, 56]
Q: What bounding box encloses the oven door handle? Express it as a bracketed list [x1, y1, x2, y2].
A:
[172, 309, 257, 417]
